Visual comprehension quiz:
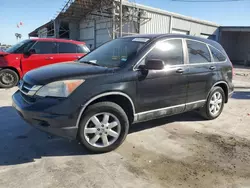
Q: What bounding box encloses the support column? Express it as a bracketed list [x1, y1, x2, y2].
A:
[119, 0, 123, 37]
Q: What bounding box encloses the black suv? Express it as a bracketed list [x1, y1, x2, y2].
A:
[12, 34, 234, 152]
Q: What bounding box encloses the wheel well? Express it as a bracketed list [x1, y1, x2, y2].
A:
[214, 83, 228, 103]
[87, 95, 134, 124]
[0, 67, 20, 79]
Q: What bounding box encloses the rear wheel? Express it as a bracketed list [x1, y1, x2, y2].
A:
[78, 102, 129, 153]
[200, 86, 225, 120]
[0, 69, 19, 88]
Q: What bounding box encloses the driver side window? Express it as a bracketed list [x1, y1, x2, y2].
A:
[31, 42, 57, 54]
[141, 39, 184, 66]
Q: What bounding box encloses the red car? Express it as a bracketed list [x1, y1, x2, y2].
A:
[0, 38, 90, 88]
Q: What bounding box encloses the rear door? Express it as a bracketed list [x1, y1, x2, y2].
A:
[55, 42, 88, 62]
[21, 41, 57, 74]
[136, 39, 189, 121]
[185, 39, 216, 108]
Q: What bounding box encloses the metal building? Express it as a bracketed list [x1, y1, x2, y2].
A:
[219, 27, 250, 66]
[29, 0, 219, 50]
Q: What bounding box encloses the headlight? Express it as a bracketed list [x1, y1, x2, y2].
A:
[36, 80, 85, 97]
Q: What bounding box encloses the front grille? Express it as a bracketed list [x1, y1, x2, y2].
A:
[21, 92, 36, 103]
[18, 80, 42, 97]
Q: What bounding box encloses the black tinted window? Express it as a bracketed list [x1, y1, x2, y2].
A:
[32, 42, 57, 54]
[209, 46, 226, 62]
[146, 39, 184, 65]
[58, 42, 77, 53]
[187, 40, 211, 64]
[79, 38, 148, 68]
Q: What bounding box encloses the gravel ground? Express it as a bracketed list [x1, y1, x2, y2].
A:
[0, 68, 250, 188]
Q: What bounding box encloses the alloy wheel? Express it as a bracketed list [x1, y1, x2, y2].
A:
[83, 112, 121, 148]
[209, 91, 223, 116]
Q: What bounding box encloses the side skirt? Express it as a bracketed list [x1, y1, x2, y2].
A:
[133, 100, 206, 123]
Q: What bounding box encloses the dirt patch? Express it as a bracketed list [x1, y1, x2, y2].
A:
[117, 132, 250, 188]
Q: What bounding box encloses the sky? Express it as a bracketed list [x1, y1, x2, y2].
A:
[0, 0, 250, 45]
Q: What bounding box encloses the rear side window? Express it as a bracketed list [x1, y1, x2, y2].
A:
[32, 42, 57, 54]
[187, 40, 211, 64]
[209, 46, 226, 62]
[58, 42, 77, 53]
[145, 39, 184, 66]
[77, 44, 90, 53]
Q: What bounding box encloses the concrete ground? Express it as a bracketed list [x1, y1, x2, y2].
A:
[0, 68, 250, 188]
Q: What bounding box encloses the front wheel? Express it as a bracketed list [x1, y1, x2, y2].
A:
[200, 86, 225, 120]
[78, 102, 129, 153]
[0, 69, 19, 88]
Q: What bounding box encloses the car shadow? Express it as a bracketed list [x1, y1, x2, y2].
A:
[232, 91, 250, 100]
[0, 106, 91, 166]
[0, 106, 204, 166]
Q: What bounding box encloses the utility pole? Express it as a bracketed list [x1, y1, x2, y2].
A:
[119, 0, 123, 37]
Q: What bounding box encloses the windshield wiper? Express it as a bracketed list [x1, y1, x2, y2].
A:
[80, 61, 102, 67]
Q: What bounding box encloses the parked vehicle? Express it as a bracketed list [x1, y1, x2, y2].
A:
[12, 34, 234, 153]
[0, 38, 90, 88]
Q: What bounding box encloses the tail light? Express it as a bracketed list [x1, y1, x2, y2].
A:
[230, 61, 234, 77]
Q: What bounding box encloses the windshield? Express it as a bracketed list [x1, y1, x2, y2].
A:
[6, 40, 32, 53]
[79, 37, 150, 68]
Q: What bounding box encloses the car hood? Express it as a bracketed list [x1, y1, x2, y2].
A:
[0, 52, 9, 56]
[24, 62, 114, 85]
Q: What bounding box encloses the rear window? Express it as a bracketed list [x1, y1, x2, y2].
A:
[58, 42, 77, 53]
[77, 44, 90, 53]
[187, 40, 211, 64]
[209, 46, 227, 62]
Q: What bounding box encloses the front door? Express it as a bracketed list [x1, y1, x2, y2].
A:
[136, 39, 189, 121]
[185, 39, 216, 110]
[21, 41, 57, 74]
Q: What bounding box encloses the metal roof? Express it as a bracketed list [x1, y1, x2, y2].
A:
[56, 0, 113, 21]
[29, 21, 54, 37]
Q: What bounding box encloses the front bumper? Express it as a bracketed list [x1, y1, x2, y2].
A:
[12, 91, 78, 140]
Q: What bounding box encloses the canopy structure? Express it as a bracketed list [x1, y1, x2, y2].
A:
[29, 0, 151, 39]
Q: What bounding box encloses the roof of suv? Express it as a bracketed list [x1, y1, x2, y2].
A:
[124, 33, 223, 52]
[125, 33, 218, 45]
[30, 38, 85, 44]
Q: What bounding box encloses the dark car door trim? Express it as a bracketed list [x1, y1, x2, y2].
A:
[133, 99, 206, 123]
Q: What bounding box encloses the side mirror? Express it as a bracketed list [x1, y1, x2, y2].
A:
[24, 49, 36, 56]
[145, 59, 165, 70]
[29, 49, 36, 55]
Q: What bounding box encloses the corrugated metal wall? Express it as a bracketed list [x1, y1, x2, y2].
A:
[172, 17, 218, 39]
[79, 15, 112, 50]
[69, 22, 79, 40]
[75, 4, 219, 48]
[139, 11, 218, 40]
[140, 11, 170, 34]
[95, 19, 112, 47]
[220, 31, 250, 63]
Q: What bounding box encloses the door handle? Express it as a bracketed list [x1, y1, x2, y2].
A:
[176, 68, 184, 74]
[209, 66, 216, 70]
[45, 57, 54, 60]
[75, 56, 81, 58]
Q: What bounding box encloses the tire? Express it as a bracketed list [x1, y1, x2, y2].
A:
[0, 69, 19, 88]
[200, 86, 225, 120]
[78, 102, 129, 153]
